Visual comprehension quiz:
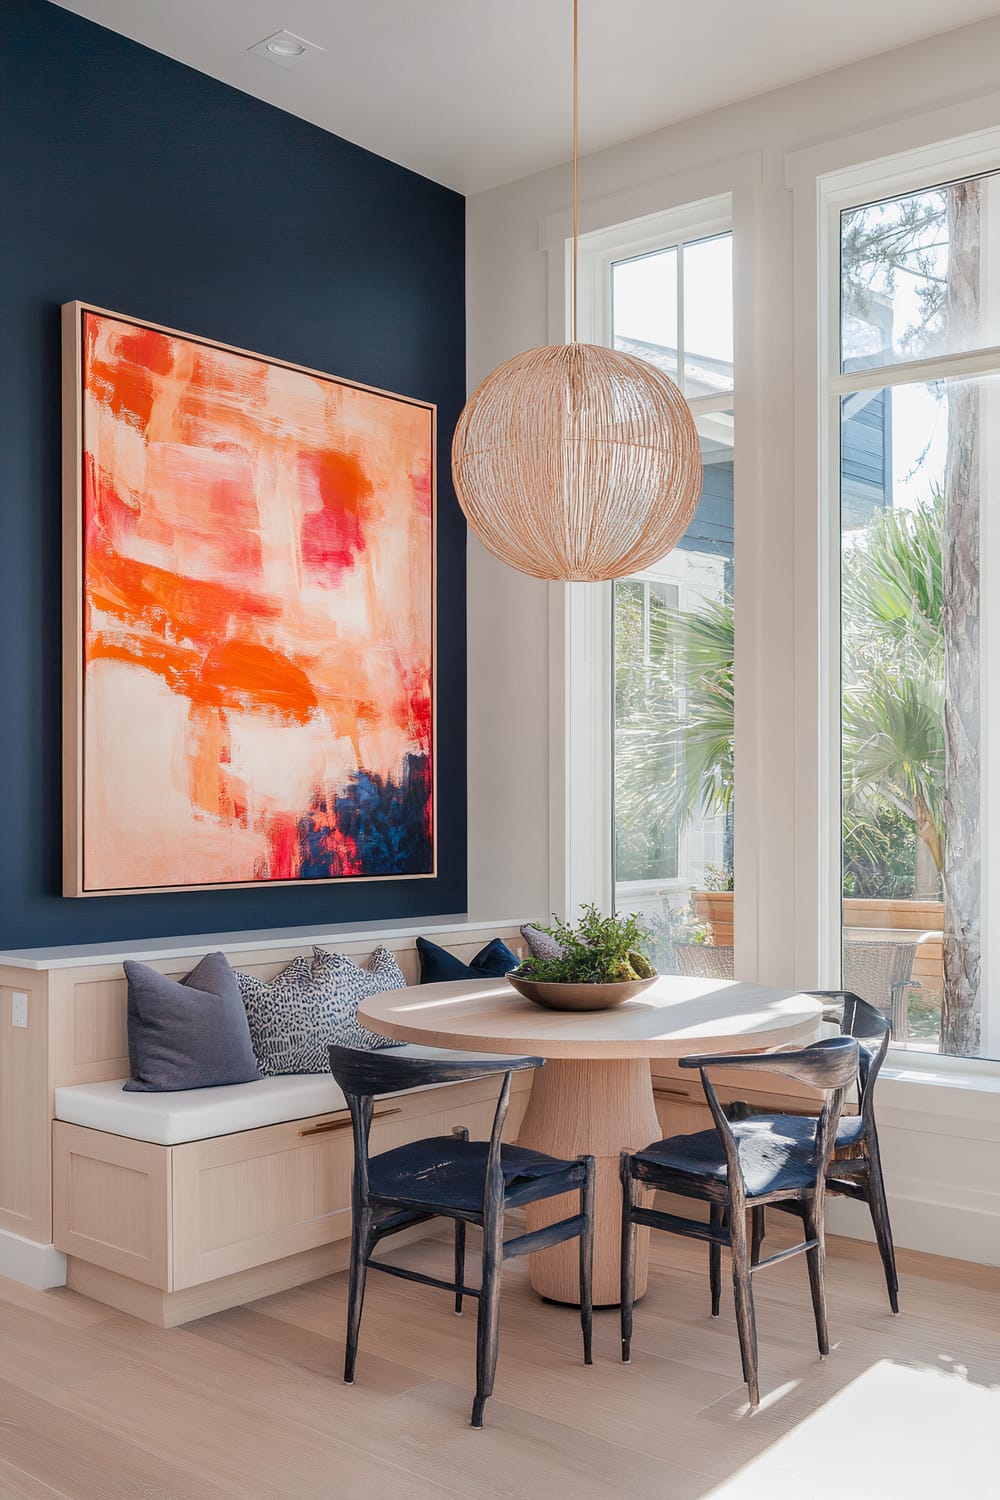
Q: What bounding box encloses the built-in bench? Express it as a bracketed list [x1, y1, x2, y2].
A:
[54, 1050, 465, 1144]
[0, 918, 532, 1322]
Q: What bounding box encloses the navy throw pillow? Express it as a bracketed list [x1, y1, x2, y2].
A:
[123, 951, 261, 1092]
[416, 936, 519, 984]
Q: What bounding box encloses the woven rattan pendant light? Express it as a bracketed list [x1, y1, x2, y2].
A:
[452, 0, 702, 582]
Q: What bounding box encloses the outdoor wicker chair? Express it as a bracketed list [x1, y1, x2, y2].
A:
[842, 940, 920, 1040]
[673, 942, 735, 980]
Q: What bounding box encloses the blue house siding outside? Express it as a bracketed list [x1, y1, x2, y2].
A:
[675, 392, 890, 574]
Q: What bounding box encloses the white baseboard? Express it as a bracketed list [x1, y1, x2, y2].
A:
[0, 1229, 67, 1289]
[827, 1192, 999, 1268]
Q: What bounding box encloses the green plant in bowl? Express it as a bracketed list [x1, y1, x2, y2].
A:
[510, 905, 657, 1010]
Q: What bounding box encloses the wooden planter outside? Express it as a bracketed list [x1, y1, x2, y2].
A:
[691, 891, 944, 995]
[691, 890, 734, 947]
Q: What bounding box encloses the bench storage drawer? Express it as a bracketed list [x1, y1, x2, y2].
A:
[53, 1071, 530, 1324]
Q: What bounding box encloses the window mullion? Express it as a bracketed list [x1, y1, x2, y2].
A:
[832, 342, 1000, 393]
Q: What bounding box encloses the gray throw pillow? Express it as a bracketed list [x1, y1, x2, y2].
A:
[521, 923, 566, 961]
[123, 951, 261, 1092]
[236, 945, 406, 1076]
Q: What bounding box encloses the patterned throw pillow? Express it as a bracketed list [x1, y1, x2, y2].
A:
[520, 923, 566, 961]
[236, 945, 405, 1076]
[311, 945, 407, 1051]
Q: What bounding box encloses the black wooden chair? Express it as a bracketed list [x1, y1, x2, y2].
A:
[328, 1044, 595, 1428]
[747, 991, 899, 1312]
[620, 1036, 859, 1406]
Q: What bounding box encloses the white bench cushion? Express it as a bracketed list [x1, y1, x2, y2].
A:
[53, 1044, 502, 1146]
[55, 1074, 353, 1145]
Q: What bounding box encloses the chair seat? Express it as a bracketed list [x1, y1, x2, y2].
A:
[752, 1111, 866, 1151]
[634, 1116, 827, 1197]
[368, 1136, 581, 1213]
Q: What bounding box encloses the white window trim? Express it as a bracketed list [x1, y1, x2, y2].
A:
[550, 199, 733, 916]
[787, 102, 1000, 1077]
[543, 155, 761, 953]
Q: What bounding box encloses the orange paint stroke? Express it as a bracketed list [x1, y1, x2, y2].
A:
[88, 553, 278, 639]
[88, 327, 187, 438]
[199, 637, 318, 723]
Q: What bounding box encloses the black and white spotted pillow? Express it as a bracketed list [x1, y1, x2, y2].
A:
[311, 945, 407, 1052]
[236, 945, 405, 1076]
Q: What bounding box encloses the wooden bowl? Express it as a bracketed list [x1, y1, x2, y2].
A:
[506, 973, 657, 1012]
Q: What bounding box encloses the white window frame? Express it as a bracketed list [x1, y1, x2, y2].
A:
[557, 196, 735, 913]
[789, 109, 1000, 1070]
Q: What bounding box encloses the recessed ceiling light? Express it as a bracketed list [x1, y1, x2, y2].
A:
[248, 30, 324, 68]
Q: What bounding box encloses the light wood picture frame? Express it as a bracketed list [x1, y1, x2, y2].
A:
[62, 302, 437, 897]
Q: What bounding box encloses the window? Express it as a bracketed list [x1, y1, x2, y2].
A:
[610, 231, 735, 973]
[835, 170, 999, 1060]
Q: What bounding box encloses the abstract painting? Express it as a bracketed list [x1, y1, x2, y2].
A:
[63, 304, 435, 895]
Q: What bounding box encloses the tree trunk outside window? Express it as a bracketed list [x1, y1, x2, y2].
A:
[941, 180, 981, 1056]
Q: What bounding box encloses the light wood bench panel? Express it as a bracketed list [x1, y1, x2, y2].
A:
[171, 1073, 529, 1290]
[53, 1069, 531, 1320]
[0, 969, 52, 1242]
[53, 1124, 170, 1288]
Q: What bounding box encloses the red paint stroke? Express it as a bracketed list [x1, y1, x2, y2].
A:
[202, 477, 263, 576]
[300, 794, 362, 877]
[84, 454, 137, 553]
[115, 326, 175, 379]
[408, 672, 433, 750]
[410, 463, 432, 516]
[265, 812, 300, 880]
[299, 449, 373, 584]
[88, 327, 173, 436]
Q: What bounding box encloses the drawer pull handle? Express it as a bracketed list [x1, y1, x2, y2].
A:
[652, 1086, 693, 1102]
[299, 1107, 401, 1137]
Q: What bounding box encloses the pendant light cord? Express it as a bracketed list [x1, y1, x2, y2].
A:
[572, 0, 579, 345]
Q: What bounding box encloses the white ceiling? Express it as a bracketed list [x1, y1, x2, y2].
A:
[52, 0, 1000, 194]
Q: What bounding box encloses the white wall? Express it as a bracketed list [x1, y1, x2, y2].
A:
[465, 12, 1000, 931]
[464, 16, 1000, 1266]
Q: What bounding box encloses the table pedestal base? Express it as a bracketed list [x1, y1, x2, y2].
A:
[516, 1057, 660, 1306]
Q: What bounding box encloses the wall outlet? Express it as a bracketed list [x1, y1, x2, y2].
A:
[11, 991, 28, 1028]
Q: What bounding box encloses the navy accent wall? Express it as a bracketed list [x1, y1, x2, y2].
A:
[0, 0, 467, 947]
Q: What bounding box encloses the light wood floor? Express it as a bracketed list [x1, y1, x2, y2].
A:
[0, 1223, 997, 1500]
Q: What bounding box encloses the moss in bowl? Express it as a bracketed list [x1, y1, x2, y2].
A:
[509, 905, 657, 1011]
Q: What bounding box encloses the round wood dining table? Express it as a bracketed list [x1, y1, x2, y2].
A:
[358, 975, 826, 1306]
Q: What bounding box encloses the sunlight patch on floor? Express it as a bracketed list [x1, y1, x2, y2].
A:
[702, 1359, 997, 1499]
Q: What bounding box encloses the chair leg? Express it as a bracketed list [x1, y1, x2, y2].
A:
[751, 1205, 765, 1266]
[729, 1201, 759, 1406]
[709, 1202, 723, 1317]
[803, 1195, 830, 1358]
[864, 1135, 900, 1314]
[452, 1125, 469, 1314]
[471, 1209, 504, 1429]
[344, 1205, 372, 1385]
[454, 1220, 467, 1315]
[579, 1156, 595, 1365]
[620, 1154, 637, 1363]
